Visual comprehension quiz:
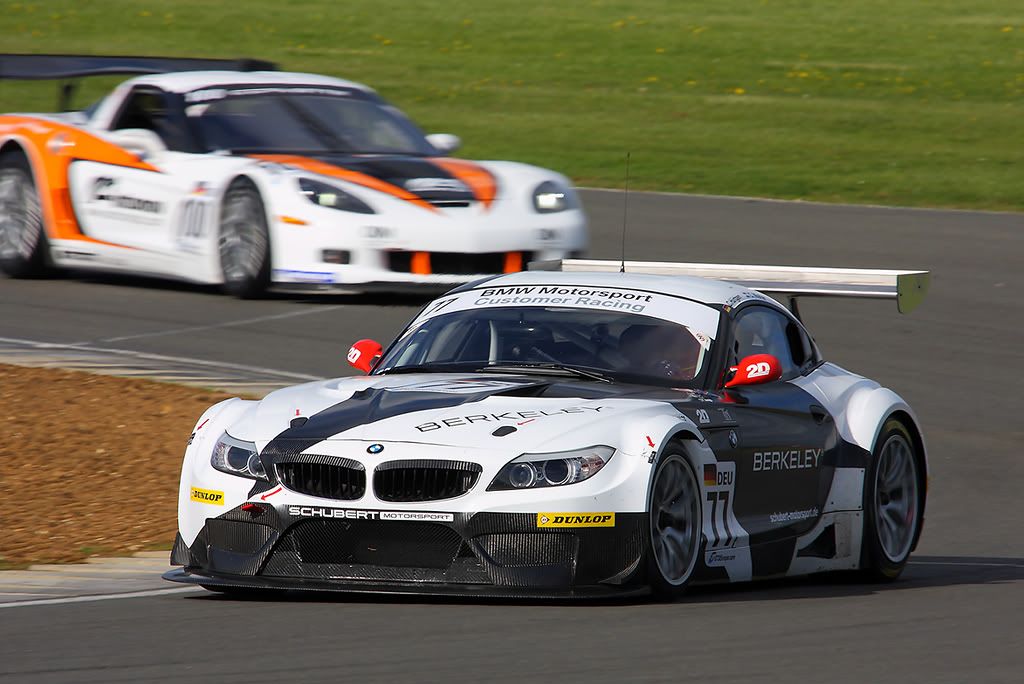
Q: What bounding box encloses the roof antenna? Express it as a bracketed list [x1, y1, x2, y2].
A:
[619, 152, 631, 273]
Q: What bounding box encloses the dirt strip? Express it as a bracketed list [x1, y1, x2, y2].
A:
[0, 364, 234, 567]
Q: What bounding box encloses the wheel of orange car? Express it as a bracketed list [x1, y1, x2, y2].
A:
[860, 419, 923, 581]
[647, 450, 703, 599]
[0, 149, 50, 278]
[218, 177, 271, 298]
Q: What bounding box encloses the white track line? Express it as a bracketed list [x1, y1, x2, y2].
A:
[910, 560, 1024, 569]
[0, 586, 202, 609]
[577, 187, 1023, 216]
[94, 306, 342, 344]
[0, 335, 322, 381]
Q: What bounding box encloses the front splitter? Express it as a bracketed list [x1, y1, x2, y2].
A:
[163, 567, 650, 601]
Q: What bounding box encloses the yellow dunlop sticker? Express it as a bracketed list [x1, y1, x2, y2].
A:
[537, 512, 615, 528]
[190, 487, 225, 506]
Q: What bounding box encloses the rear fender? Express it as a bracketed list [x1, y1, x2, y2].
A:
[0, 115, 160, 244]
[845, 390, 929, 551]
[843, 388, 929, 479]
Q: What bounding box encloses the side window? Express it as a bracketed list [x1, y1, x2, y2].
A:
[731, 307, 799, 377]
[110, 88, 192, 152]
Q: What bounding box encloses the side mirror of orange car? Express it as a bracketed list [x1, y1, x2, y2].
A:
[724, 354, 783, 388]
[347, 339, 383, 374]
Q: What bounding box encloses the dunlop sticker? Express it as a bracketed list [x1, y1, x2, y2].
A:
[537, 512, 615, 528]
[190, 487, 225, 506]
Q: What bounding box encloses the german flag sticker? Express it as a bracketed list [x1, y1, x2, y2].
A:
[704, 464, 717, 487]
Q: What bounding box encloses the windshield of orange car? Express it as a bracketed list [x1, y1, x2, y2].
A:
[183, 86, 436, 156]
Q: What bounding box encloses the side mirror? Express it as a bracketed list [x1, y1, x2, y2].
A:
[107, 128, 167, 162]
[724, 354, 783, 388]
[426, 133, 461, 155]
[347, 339, 383, 374]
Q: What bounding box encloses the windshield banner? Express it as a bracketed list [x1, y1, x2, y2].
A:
[413, 284, 720, 339]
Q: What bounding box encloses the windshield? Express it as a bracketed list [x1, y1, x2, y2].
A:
[183, 86, 436, 155]
[377, 302, 719, 387]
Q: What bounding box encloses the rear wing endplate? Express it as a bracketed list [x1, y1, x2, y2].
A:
[529, 259, 930, 314]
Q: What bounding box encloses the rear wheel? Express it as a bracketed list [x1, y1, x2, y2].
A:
[218, 178, 270, 298]
[0, 150, 49, 277]
[860, 420, 922, 580]
[647, 451, 702, 599]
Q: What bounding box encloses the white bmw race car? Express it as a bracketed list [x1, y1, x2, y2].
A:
[0, 55, 586, 296]
[165, 259, 931, 598]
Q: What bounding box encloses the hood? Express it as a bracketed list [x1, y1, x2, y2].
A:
[251, 153, 498, 208]
[231, 373, 685, 455]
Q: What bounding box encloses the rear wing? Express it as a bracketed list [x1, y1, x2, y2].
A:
[529, 259, 930, 315]
[0, 54, 277, 111]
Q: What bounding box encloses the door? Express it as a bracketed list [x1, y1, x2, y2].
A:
[714, 305, 838, 554]
[68, 86, 200, 254]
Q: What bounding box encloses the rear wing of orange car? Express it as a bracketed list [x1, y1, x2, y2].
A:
[0, 54, 276, 111]
[530, 258, 930, 317]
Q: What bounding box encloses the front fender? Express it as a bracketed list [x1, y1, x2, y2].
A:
[613, 408, 712, 510]
[177, 397, 257, 544]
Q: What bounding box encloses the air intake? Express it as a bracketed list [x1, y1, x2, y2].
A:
[373, 460, 482, 502]
[276, 456, 365, 500]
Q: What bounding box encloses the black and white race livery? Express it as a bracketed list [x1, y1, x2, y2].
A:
[165, 259, 930, 598]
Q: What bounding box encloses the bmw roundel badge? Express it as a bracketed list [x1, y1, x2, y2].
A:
[367, 443, 384, 454]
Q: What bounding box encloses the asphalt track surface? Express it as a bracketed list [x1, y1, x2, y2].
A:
[1, 190, 1021, 683]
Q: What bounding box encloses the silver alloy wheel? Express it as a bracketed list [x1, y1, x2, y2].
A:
[0, 168, 42, 261]
[218, 187, 267, 283]
[650, 455, 701, 585]
[873, 433, 919, 563]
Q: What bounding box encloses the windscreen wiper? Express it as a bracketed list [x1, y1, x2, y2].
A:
[376, 362, 479, 375]
[479, 363, 613, 383]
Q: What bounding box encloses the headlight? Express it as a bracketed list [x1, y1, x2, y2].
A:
[488, 445, 614, 491]
[298, 178, 375, 214]
[532, 180, 578, 213]
[211, 432, 267, 480]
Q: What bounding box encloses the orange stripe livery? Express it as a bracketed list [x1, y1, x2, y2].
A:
[249, 154, 438, 213]
[0, 115, 159, 247]
[430, 157, 498, 207]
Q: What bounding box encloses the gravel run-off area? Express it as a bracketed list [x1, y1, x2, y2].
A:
[0, 364, 232, 567]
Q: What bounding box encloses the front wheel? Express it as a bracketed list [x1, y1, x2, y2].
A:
[860, 420, 923, 581]
[218, 178, 270, 298]
[647, 451, 703, 599]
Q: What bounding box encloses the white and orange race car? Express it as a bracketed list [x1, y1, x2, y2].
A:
[0, 55, 587, 296]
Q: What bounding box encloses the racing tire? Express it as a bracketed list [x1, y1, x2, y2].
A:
[646, 450, 703, 599]
[218, 178, 271, 298]
[859, 419, 923, 581]
[0, 149, 50, 278]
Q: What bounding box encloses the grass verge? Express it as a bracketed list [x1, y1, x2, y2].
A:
[0, 0, 1021, 210]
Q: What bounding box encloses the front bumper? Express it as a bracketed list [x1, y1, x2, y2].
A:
[269, 247, 578, 292]
[164, 506, 649, 597]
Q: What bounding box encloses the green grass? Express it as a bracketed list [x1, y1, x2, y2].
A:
[1, 0, 1021, 209]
